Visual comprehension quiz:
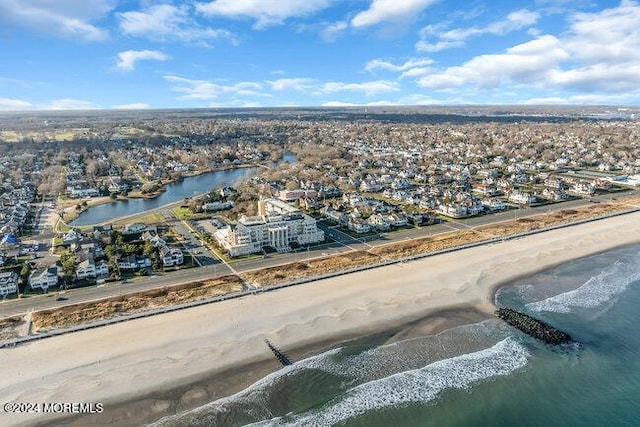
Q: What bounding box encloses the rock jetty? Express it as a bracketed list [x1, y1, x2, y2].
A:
[265, 339, 294, 366]
[496, 308, 572, 345]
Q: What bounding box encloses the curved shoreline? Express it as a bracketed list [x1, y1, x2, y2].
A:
[2, 211, 640, 426]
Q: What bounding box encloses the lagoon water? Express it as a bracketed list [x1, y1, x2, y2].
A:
[152, 244, 640, 427]
[72, 152, 298, 226]
[72, 167, 257, 226]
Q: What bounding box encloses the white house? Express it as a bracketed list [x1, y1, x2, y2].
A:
[123, 222, 147, 235]
[508, 191, 537, 205]
[29, 267, 59, 290]
[160, 246, 184, 267]
[387, 213, 409, 227]
[117, 255, 151, 271]
[482, 198, 506, 211]
[437, 204, 468, 218]
[347, 219, 372, 234]
[62, 228, 83, 244]
[0, 271, 18, 296]
[366, 213, 391, 231]
[76, 259, 109, 280]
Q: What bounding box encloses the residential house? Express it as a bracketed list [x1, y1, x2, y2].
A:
[508, 191, 537, 205]
[28, 267, 59, 290]
[366, 213, 391, 231]
[62, 228, 83, 245]
[123, 222, 147, 235]
[482, 199, 506, 211]
[117, 255, 151, 271]
[160, 246, 184, 267]
[76, 259, 109, 280]
[0, 271, 18, 296]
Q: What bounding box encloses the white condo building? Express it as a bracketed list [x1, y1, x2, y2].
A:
[214, 198, 324, 257]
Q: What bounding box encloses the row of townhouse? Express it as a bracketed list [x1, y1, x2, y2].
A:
[0, 185, 35, 236]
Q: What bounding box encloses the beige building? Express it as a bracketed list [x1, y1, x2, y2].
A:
[214, 198, 324, 257]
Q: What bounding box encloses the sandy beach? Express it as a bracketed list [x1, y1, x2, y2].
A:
[2, 212, 640, 426]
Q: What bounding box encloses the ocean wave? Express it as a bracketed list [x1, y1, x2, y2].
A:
[251, 337, 529, 426]
[527, 254, 640, 314]
[149, 348, 342, 427]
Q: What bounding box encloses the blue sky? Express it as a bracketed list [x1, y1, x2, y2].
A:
[0, 0, 638, 110]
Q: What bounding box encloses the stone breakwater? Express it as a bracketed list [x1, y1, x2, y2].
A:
[496, 308, 572, 345]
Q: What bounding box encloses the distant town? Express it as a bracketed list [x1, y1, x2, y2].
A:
[0, 106, 639, 299]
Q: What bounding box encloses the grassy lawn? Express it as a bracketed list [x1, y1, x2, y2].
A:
[171, 206, 211, 220]
[113, 211, 163, 226]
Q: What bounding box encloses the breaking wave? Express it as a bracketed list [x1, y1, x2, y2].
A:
[252, 337, 529, 426]
[527, 253, 640, 314]
[149, 348, 342, 427]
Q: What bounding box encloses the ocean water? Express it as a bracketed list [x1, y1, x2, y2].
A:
[152, 244, 640, 427]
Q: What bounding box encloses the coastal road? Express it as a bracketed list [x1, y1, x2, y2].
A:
[2, 190, 638, 319]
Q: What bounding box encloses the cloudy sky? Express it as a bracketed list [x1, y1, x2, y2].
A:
[0, 0, 638, 110]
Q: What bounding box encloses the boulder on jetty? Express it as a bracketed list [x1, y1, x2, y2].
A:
[265, 339, 293, 366]
[496, 308, 572, 345]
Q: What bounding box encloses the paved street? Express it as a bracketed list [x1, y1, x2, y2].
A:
[1, 190, 637, 319]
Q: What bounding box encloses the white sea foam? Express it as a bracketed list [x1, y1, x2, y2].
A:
[251, 337, 529, 426]
[149, 348, 342, 426]
[527, 254, 640, 314]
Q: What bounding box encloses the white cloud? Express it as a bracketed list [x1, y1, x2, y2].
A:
[119, 4, 235, 43]
[322, 101, 359, 107]
[417, 8, 539, 52]
[351, 0, 437, 28]
[267, 77, 400, 96]
[441, 10, 539, 42]
[320, 21, 348, 41]
[196, 0, 333, 29]
[418, 35, 569, 89]
[321, 80, 400, 96]
[0, 0, 113, 41]
[0, 98, 34, 111]
[563, 0, 640, 64]
[113, 103, 151, 109]
[365, 58, 433, 73]
[116, 50, 170, 72]
[522, 93, 634, 105]
[397, 93, 439, 105]
[322, 100, 397, 107]
[164, 75, 265, 100]
[412, 2, 640, 103]
[415, 40, 463, 52]
[547, 63, 640, 93]
[0, 97, 103, 111]
[43, 99, 101, 110]
[399, 67, 432, 79]
[267, 78, 317, 91]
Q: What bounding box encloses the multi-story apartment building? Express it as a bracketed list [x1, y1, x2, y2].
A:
[214, 199, 324, 257]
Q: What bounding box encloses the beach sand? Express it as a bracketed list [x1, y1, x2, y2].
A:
[2, 212, 640, 426]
